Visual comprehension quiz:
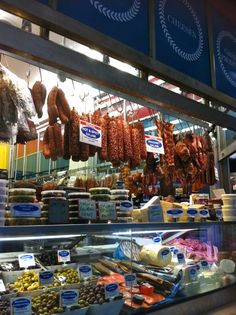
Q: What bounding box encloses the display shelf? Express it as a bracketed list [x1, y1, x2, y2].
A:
[0, 222, 235, 239]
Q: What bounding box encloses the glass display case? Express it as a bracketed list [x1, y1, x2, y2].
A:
[0, 222, 235, 315]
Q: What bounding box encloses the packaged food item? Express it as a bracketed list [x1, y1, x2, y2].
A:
[89, 187, 110, 195]
[9, 188, 36, 196]
[0, 179, 8, 187]
[110, 189, 129, 195]
[91, 194, 111, 201]
[68, 192, 91, 199]
[0, 187, 8, 195]
[41, 190, 66, 198]
[5, 218, 41, 226]
[140, 245, 172, 267]
[111, 195, 129, 201]
[8, 195, 35, 203]
[0, 195, 7, 203]
[42, 197, 66, 204]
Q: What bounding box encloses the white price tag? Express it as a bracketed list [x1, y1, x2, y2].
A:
[18, 254, 35, 269]
[152, 236, 162, 245]
[60, 290, 79, 307]
[105, 283, 119, 300]
[187, 208, 198, 218]
[188, 266, 198, 281]
[38, 271, 54, 286]
[11, 204, 41, 218]
[80, 120, 102, 147]
[145, 135, 164, 154]
[79, 265, 93, 280]
[177, 252, 186, 264]
[148, 205, 164, 222]
[167, 209, 184, 218]
[125, 274, 137, 287]
[0, 279, 6, 292]
[200, 260, 209, 270]
[11, 297, 32, 315]
[199, 209, 210, 218]
[215, 209, 223, 219]
[58, 250, 71, 263]
[120, 201, 133, 212]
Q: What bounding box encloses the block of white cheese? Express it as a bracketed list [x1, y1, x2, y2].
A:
[140, 244, 171, 267]
[220, 259, 235, 274]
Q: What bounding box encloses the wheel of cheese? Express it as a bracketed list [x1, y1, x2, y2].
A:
[140, 244, 171, 267]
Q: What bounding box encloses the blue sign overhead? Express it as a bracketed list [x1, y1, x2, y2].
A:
[156, 0, 211, 85]
[53, 0, 148, 55]
[213, 9, 236, 99]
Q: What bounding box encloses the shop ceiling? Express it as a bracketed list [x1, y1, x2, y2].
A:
[0, 0, 236, 131]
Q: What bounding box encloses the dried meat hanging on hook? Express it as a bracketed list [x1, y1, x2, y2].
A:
[69, 107, 80, 161]
[31, 81, 46, 118]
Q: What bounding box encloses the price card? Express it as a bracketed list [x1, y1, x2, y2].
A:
[0, 279, 6, 292]
[215, 209, 223, 220]
[188, 266, 198, 281]
[148, 205, 164, 222]
[167, 209, 184, 219]
[11, 297, 32, 315]
[125, 274, 137, 287]
[145, 135, 164, 154]
[80, 119, 102, 147]
[177, 252, 186, 264]
[98, 202, 117, 220]
[38, 271, 54, 286]
[58, 250, 71, 263]
[79, 265, 93, 280]
[79, 199, 96, 220]
[200, 260, 210, 270]
[105, 283, 119, 300]
[120, 201, 133, 212]
[187, 208, 198, 218]
[60, 290, 79, 307]
[48, 199, 69, 224]
[18, 253, 35, 269]
[11, 203, 41, 218]
[152, 236, 162, 245]
[199, 209, 210, 218]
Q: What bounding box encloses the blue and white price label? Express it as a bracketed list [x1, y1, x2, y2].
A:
[18, 253, 35, 269]
[177, 252, 186, 264]
[215, 209, 223, 220]
[11, 297, 32, 315]
[58, 250, 71, 263]
[120, 201, 133, 212]
[187, 208, 198, 218]
[199, 209, 210, 218]
[80, 120, 102, 148]
[39, 271, 54, 286]
[188, 266, 198, 281]
[79, 265, 93, 280]
[125, 274, 137, 287]
[153, 236, 162, 245]
[60, 290, 79, 307]
[167, 209, 184, 218]
[105, 283, 119, 300]
[145, 135, 164, 154]
[11, 203, 41, 218]
[200, 260, 209, 270]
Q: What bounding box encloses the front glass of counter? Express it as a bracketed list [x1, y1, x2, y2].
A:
[0, 222, 235, 314]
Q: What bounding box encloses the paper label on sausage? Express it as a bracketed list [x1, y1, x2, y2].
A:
[145, 135, 164, 154]
[80, 120, 102, 147]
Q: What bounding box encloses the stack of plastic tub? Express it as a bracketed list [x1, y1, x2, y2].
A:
[222, 194, 236, 221]
[0, 179, 8, 225]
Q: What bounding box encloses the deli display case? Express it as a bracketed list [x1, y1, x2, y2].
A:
[0, 222, 235, 315]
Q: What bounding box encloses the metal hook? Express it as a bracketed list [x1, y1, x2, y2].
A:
[39, 68, 43, 82]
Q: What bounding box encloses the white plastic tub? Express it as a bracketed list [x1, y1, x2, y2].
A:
[222, 194, 236, 206]
[223, 216, 236, 222]
[0, 179, 8, 187]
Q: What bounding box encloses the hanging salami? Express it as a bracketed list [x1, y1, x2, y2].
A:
[69, 107, 80, 161]
[123, 121, 133, 161]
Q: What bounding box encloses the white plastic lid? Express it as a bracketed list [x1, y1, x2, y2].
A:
[110, 189, 129, 195]
[222, 194, 236, 198]
[9, 188, 36, 193]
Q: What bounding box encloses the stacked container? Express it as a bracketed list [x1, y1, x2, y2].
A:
[68, 192, 91, 223]
[110, 189, 133, 223]
[222, 194, 236, 221]
[41, 190, 67, 224]
[0, 179, 8, 225]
